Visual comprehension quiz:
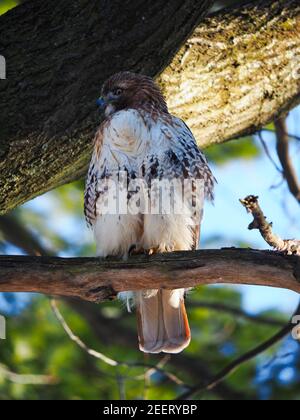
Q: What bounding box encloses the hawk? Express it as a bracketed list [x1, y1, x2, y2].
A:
[85, 72, 215, 354]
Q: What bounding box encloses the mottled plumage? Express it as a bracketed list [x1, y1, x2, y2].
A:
[85, 72, 215, 354]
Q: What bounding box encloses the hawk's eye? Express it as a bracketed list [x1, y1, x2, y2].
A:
[114, 88, 123, 96]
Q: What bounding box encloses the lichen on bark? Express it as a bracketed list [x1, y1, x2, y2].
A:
[158, 0, 300, 148]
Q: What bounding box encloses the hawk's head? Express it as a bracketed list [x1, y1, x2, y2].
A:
[97, 72, 168, 117]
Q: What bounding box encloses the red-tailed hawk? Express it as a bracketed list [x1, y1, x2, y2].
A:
[85, 72, 215, 354]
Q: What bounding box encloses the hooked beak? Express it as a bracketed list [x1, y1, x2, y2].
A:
[96, 97, 106, 110]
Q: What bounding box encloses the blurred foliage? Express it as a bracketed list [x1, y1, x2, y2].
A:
[0, 0, 299, 401]
[0, 137, 299, 400]
[0, 0, 19, 15]
[0, 288, 299, 400]
[206, 137, 261, 165]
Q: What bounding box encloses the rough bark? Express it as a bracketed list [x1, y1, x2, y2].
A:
[159, 0, 300, 149]
[0, 0, 213, 214]
[0, 249, 299, 303]
[0, 0, 300, 214]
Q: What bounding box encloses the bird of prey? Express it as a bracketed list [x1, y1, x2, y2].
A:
[84, 72, 215, 354]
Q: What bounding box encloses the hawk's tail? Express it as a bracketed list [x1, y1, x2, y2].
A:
[136, 289, 191, 354]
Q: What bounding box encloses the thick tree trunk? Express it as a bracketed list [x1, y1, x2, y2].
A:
[0, 249, 299, 303]
[0, 0, 213, 214]
[159, 0, 300, 148]
[0, 0, 299, 214]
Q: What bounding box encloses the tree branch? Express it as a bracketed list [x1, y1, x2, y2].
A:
[189, 301, 286, 328]
[158, 0, 300, 148]
[0, 214, 52, 256]
[0, 249, 299, 302]
[262, 128, 300, 143]
[258, 131, 283, 174]
[50, 299, 119, 367]
[0, 363, 57, 385]
[0, 213, 254, 398]
[177, 300, 300, 400]
[1, 0, 300, 213]
[275, 117, 300, 204]
[241, 195, 300, 255]
[67, 298, 254, 400]
[0, 209, 261, 400]
[50, 299, 187, 388]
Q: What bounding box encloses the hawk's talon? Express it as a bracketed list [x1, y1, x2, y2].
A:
[128, 244, 137, 256]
